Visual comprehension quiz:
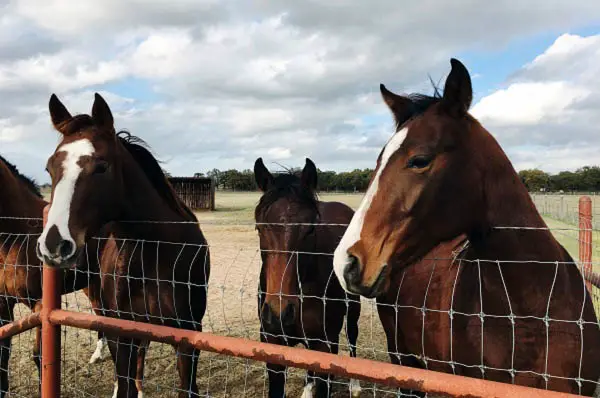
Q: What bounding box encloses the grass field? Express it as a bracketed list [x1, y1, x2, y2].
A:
[5, 192, 599, 397]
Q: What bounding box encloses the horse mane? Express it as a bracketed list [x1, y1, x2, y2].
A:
[116, 131, 197, 222]
[0, 155, 42, 198]
[255, 172, 319, 220]
[395, 83, 443, 129]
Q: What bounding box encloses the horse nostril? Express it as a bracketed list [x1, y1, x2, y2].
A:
[262, 304, 275, 327]
[58, 239, 74, 259]
[347, 254, 360, 277]
[344, 253, 361, 288]
[36, 241, 42, 259]
[281, 303, 296, 326]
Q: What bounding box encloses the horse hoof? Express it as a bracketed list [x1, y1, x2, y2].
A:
[349, 379, 362, 397]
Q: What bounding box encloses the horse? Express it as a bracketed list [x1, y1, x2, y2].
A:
[36, 93, 211, 398]
[332, 58, 600, 395]
[0, 154, 114, 396]
[254, 158, 362, 398]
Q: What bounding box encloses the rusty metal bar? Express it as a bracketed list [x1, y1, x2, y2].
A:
[0, 312, 41, 340]
[49, 309, 576, 398]
[41, 266, 62, 398]
[579, 196, 593, 293]
[41, 203, 62, 398]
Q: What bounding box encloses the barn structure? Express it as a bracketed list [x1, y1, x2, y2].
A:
[168, 176, 216, 211]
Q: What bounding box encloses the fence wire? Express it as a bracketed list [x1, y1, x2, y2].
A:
[1, 207, 600, 397]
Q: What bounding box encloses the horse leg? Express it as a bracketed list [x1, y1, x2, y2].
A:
[106, 334, 139, 398]
[259, 329, 287, 398]
[135, 340, 149, 394]
[345, 295, 361, 397]
[0, 301, 13, 398]
[89, 330, 108, 364]
[31, 301, 42, 385]
[173, 342, 199, 398]
[304, 340, 338, 398]
[267, 362, 287, 398]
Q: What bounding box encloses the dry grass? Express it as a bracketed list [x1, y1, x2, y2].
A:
[5, 192, 596, 397]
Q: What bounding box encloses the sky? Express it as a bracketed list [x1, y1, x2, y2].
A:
[0, 1, 599, 184]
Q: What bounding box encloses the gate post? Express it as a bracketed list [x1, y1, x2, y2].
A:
[41, 207, 62, 398]
[579, 196, 593, 293]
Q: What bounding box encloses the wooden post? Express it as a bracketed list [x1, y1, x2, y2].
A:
[579, 196, 593, 293]
[210, 178, 216, 211]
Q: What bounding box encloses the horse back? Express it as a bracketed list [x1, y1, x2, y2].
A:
[91, 222, 210, 329]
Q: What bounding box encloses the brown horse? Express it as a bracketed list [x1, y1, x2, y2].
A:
[0, 154, 114, 396]
[333, 58, 600, 395]
[254, 158, 362, 398]
[37, 93, 210, 398]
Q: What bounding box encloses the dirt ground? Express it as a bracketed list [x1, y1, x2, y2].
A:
[5, 192, 595, 397]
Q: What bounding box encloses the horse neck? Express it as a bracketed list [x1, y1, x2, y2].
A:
[470, 135, 562, 261]
[0, 166, 45, 233]
[114, 147, 192, 240]
[463, 130, 570, 307]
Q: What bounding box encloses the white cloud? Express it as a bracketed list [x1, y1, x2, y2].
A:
[267, 147, 292, 160]
[471, 81, 589, 126]
[0, 1, 600, 183]
[471, 33, 600, 172]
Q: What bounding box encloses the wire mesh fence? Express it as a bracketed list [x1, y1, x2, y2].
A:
[1, 195, 600, 397]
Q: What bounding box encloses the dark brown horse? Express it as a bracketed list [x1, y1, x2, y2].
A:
[254, 158, 362, 398]
[37, 93, 210, 398]
[0, 155, 113, 396]
[333, 58, 600, 395]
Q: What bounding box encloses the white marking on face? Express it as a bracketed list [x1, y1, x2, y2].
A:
[333, 127, 409, 291]
[300, 382, 315, 398]
[37, 139, 95, 261]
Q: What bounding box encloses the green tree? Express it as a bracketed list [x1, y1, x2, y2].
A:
[518, 169, 550, 191]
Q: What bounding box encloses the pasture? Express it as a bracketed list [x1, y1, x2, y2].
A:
[4, 191, 597, 397]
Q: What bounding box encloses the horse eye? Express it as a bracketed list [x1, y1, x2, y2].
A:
[407, 155, 432, 169]
[93, 161, 108, 175]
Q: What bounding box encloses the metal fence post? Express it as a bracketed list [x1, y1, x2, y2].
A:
[579, 196, 593, 293]
[41, 207, 61, 398]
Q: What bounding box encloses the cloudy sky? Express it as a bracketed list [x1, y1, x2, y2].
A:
[0, 1, 599, 183]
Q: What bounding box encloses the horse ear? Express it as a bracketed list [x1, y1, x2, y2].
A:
[380, 84, 413, 128]
[301, 158, 318, 191]
[48, 94, 72, 134]
[441, 58, 472, 114]
[254, 158, 274, 192]
[91, 93, 115, 132]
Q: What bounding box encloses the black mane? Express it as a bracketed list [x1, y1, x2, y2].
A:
[394, 82, 443, 129]
[255, 172, 319, 220]
[0, 155, 42, 198]
[116, 131, 197, 221]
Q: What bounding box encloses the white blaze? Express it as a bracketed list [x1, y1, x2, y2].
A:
[38, 139, 95, 260]
[333, 127, 409, 291]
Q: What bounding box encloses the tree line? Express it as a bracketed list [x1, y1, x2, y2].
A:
[519, 166, 600, 192]
[190, 165, 600, 193]
[192, 168, 374, 192]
